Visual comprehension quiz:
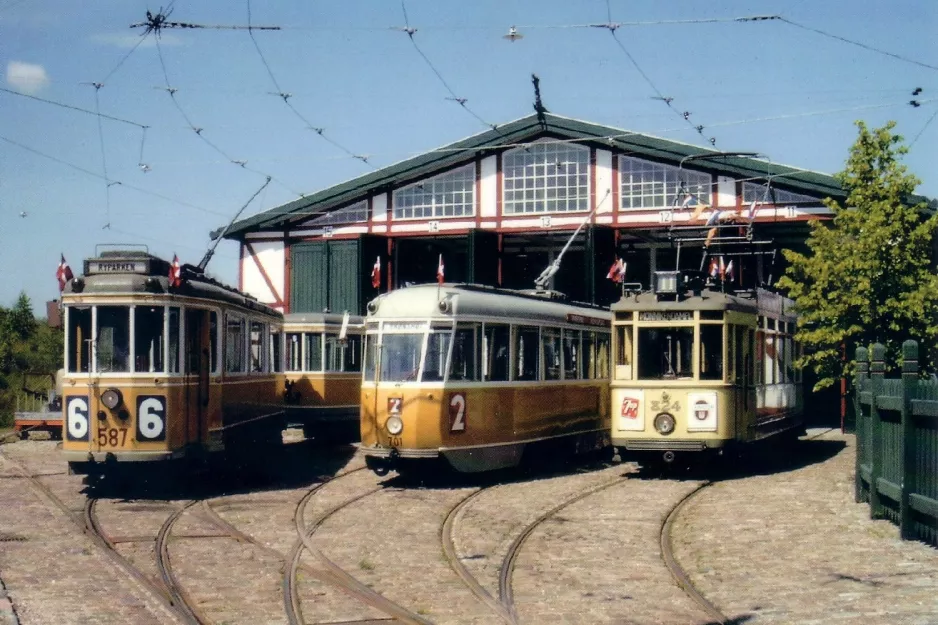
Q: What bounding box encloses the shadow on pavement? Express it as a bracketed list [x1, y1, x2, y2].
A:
[81, 437, 359, 501]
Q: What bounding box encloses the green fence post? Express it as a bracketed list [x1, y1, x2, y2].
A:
[855, 346, 869, 504]
[900, 340, 919, 540]
[869, 343, 885, 520]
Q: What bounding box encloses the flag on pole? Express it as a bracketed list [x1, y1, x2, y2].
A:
[725, 259, 734, 281]
[436, 254, 445, 285]
[56, 254, 74, 292]
[708, 257, 719, 279]
[169, 254, 182, 288]
[606, 258, 626, 283]
[719, 256, 726, 280]
[371, 256, 381, 288]
[745, 200, 758, 221]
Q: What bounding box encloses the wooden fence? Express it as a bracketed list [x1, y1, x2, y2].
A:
[855, 341, 938, 547]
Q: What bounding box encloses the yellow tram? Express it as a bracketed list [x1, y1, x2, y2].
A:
[610, 271, 804, 464]
[282, 312, 364, 442]
[61, 248, 285, 476]
[360, 283, 612, 475]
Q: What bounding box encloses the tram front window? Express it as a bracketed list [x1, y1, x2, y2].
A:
[67, 307, 92, 373]
[699, 324, 724, 381]
[97, 306, 130, 373]
[379, 333, 425, 382]
[638, 327, 693, 380]
[134, 306, 165, 373]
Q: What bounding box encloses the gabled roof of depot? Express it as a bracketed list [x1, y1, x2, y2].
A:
[216, 112, 846, 240]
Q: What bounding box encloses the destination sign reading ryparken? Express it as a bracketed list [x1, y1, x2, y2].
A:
[565, 313, 608, 327]
[88, 261, 149, 274]
[639, 311, 693, 322]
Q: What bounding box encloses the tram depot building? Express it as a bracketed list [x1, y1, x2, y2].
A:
[219, 113, 845, 316]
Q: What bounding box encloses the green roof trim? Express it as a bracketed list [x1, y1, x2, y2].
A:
[216, 112, 847, 240]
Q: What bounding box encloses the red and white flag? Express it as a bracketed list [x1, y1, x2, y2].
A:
[371, 256, 381, 289]
[169, 254, 182, 288]
[56, 254, 74, 292]
[708, 257, 719, 278]
[436, 254, 445, 285]
[725, 259, 734, 281]
[718, 256, 726, 280]
[606, 258, 626, 283]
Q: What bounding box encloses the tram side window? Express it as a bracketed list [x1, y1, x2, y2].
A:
[563, 329, 580, 380]
[637, 327, 693, 380]
[210, 312, 219, 374]
[514, 326, 540, 381]
[727, 325, 736, 384]
[615, 325, 633, 380]
[764, 334, 776, 384]
[225, 315, 245, 373]
[449, 324, 478, 381]
[699, 324, 723, 381]
[305, 333, 323, 371]
[286, 333, 301, 371]
[595, 332, 611, 379]
[97, 306, 130, 373]
[134, 306, 165, 373]
[755, 330, 764, 385]
[67, 307, 92, 373]
[364, 333, 378, 381]
[784, 335, 795, 383]
[423, 326, 451, 382]
[249, 321, 266, 373]
[325, 333, 362, 372]
[270, 331, 283, 373]
[543, 328, 562, 381]
[482, 324, 509, 382]
[167, 307, 181, 374]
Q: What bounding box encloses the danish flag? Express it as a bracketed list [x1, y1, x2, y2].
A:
[708, 257, 719, 279]
[56, 254, 74, 292]
[436, 254, 445, 285]
[169, 254, 182, 288]
[606, 258, 626, 283]
[371, 256, 381, 288]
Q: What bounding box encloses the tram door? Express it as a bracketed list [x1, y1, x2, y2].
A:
[732, 325, 753, 435]
[185, 309, 209, 446]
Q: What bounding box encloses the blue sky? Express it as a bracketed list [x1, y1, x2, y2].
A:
[2, 0, 935, 315]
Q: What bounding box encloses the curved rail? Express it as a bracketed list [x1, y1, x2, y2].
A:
[284, 468, 431, 625]
[660, 481, 728, 625]
[441, 487, 516, 625]
[498, 477, 628, 621]
[155, 500, 211, 625]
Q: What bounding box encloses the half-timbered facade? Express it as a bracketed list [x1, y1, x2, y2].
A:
[218, 113, 845, 315]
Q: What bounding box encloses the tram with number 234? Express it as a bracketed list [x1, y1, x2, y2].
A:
[609, 270, 804, 465]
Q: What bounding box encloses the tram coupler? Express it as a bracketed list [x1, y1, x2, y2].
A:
[366, 449, 399, 477]
[662, 450, 676, 464]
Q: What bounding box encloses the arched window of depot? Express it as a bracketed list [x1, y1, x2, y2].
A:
[502, 141, 590, 214]
[393, 164, 476, 220]
[619, 156, 711, 210]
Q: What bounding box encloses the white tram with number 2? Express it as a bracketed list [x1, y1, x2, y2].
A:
[610, 271, 804, 464]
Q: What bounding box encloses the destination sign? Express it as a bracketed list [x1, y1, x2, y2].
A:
[639, 311, 693, 322]
[88, 260, 149, 274]
[565, 313, 608, 328]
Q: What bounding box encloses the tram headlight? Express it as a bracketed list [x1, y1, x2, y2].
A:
[101, 388, 123, 410]
[654, 413, 676, 435]
[386, 415, 404, 436]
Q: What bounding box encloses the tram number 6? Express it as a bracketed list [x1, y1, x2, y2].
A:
[136, 396, 166, 441]
[66, 396, 90, 441]
[449, 393, 467, 433]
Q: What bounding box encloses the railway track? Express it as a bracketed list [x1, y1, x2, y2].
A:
[284, 467, 432, 625]
[496, 476, 629, 623]
[1, 452, 185, 624]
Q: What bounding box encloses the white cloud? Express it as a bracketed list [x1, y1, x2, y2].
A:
[6, 61, 49, 94]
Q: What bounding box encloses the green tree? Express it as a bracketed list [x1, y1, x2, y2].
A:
[778, 121, 938, 390]
[0, 294, 63, 426]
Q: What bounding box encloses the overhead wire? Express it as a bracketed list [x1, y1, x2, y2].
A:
[151, 34, 306, 198]
[909, 107, 938, 148]
[88, 83, 113, 228]
[0, 87, 148, 128]
[244, 0, 374, 166]
[778, 17, 938, 72]
[599, 0, 719, 146]
[0, 135, 228, 217]
[397, 0, 499, 131]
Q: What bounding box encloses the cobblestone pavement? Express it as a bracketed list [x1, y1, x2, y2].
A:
[0, 430, 936, 625]
[672, 429, 938, 625]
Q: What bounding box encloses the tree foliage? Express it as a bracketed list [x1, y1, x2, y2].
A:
[778, 121, 938, 390]
[0, 293, 63, 426]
